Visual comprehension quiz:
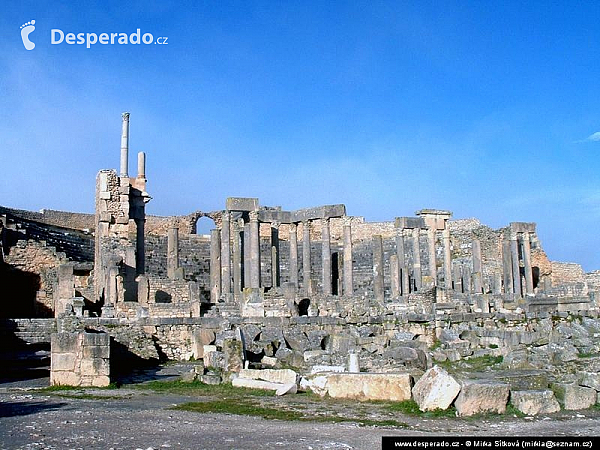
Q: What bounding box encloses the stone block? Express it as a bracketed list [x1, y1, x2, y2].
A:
[394, 217, 426, 229]
[232, 377, 289, 392]
[299, 374, 329, 396]
[204, 349, 225, 370]
[290, 204, 346, 222]
[51, 333, 78, 352]
[239, 368, 298, 385]
[579, 372, 600, 391]
[82, 344, 110, 360]
[454, 380, 510, 417]
[412, 366, 460, 411]
[310, 365, 345, 374]
[226, 197, 259, 211]
[222, 339, 244, 373]
[552, 383, 597, 410]
[328, 333, 356, 354]
[383, 347, 427, 370]
[510, 390, 560, 415]
[91, 375, 110, 387]
[326, 373, 412, 402]
[283, 330, 310, 352]
[80, 358, 110, 377]
[51, 371, 81, 387]
[276, 383, 298, 396]
[51, 353, 77, 371]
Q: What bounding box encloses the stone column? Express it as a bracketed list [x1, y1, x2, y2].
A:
[233, 219, 243, 297]
[510, 232, 522, 298]
[302, 221, 311, 294]
[453, 264, 463, 293]
[442, 228, 452, 290]
[289, 223, 299, 288]
[221, 212, 231, 294]
[321, 218, 332, 295]
[412, 228, 422, 291]
[167, 227, 179, 279]
[120, 112, 130, 177]
[396, 229, 409, 295]
[427, 227, 437, 285]
[343, 218, 353, 295]
[270, 221, 280, 287]
[472, 239, 482, 293]
[210, 229, 221, 302]
[243, 222, 250, 289]
[137, 152, 145, 180]
[373, 235, 384, 301]
[390, 254, 399, 298]
[522, 232, 534, 295]
[249, 210, 260, 289]
[502, 239, 514, 294]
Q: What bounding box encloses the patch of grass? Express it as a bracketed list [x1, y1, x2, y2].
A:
[489, 344, 499, 349]
[578, 351, 599, 358]
[430, 339, 442, 351]
[505, 404, 526, 418]
[36, 382, 120, 393]
[384, 400, 456, 418]
[136, 379, 274, 397]
[173, 399, 408, 428]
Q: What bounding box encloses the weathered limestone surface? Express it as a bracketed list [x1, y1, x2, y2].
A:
[510, 390, 561, 415]
[51, 331, 110, 387]
[326, 373, 412, 401]
[454, 380, 510, 416]
[239, 368, 298, 385]
[552, 383, 597, 410]
[412, 366, 460, 411]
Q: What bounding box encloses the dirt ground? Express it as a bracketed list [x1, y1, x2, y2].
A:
[1, 368, 599, 450]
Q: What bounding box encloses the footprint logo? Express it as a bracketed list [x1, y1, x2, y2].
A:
[20, 20, 36, 50]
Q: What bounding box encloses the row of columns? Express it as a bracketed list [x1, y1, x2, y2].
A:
[206, 213, 350, 302]
[502, 231, 534, 297]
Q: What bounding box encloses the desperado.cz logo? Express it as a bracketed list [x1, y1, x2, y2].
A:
[20, 19, 168, 50]
[52, 28, 168, 48]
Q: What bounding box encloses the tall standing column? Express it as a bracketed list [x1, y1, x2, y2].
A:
[321, 218, 331, 295]
[343, 218, 353, 295]
[396, 229, 409, 295]
[302, 221, 311, 294]
[249, 210, 260, 289]
[502, 239, 513, 294]
[243, 223, 251, 288]
[167, 227, 179, 279]
[472, 239, 482, 293]
[373, 235, 384, 301]
[233, 218, 243, 297]
[522, 232, 534, 295]
[390, 254, 400, 297]
[210, 229, 221, 302]
[220, 212, 231, 295]
[412, 228, 422, 291]
[120, 112, 130, 177]
[289, 223, 299, 288]
[270, 221, 280, 287]
[442, 228, 452, 290]
[427, 228, 437, 285]
[510, 232, 522, 298]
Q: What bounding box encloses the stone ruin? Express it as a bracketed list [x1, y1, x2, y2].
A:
[2, 113, 600, 416]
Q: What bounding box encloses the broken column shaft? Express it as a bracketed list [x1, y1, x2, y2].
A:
[120, 112, 130, 177]
[321, 218, 331, 295]
[343, 219, 353, 295]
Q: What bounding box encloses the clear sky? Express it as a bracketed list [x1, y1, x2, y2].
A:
[2, 1, 600, 270]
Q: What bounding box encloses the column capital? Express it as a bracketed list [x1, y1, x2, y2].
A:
[221, 210, 230, 222]
[320, 217, 330, 226]
[442, 227, 450, 238]
[289, 222, 297, 232]
[249, 210, 259, 222]
[271, 220, 281, 229]
[342, 215, 352, 227]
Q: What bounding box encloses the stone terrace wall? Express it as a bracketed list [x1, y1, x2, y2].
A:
[0, 206, 94, 231]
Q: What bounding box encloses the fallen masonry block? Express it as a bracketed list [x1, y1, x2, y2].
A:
[454, 380, 510, 417]
[232, 377, 296, 395]
[412, 366, 460, 411]
[579, 372, 600, 391]
[552, 383, 597, 410]
[510, 390, 560, 415]
[300, 372, 411, 401]
[238, 368, 298, 385]
[325, 373, 412, 401]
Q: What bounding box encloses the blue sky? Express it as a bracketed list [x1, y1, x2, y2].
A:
[2, 1, 600, 270]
